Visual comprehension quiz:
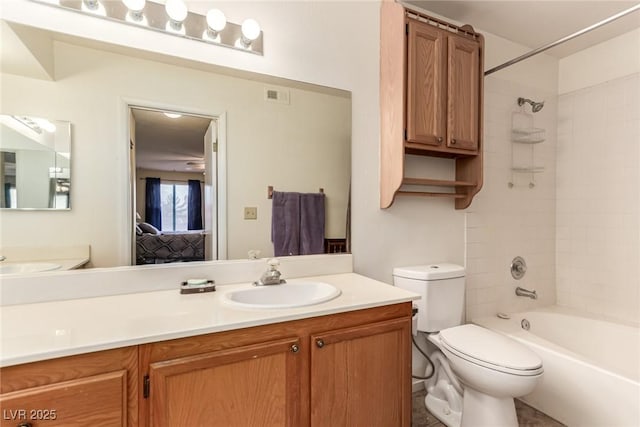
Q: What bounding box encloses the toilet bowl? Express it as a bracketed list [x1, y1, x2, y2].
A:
[393, 264, 543, 427]
[435, 324, 543, 427]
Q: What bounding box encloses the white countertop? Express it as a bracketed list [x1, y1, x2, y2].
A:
[0, 273, 419, 367]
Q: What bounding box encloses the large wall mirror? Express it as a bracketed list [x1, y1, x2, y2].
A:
[0, 21, 351, 268]
[0, 115, 71, 210]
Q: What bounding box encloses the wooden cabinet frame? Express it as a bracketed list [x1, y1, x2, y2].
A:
[138, 303, 412, 427]
[0, 347, 138, 427]
[380, 1, 484, 209]
[0, 304, 411, 427]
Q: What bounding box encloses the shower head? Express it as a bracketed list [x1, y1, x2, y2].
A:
[518, 97, 544, 113]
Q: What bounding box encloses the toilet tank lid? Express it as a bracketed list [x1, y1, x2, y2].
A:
[393, 263, 465, 280]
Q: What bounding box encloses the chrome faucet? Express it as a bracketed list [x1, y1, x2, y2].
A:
[0, 255, 5, 262]
[254, 258, 285, 286]
[515, 286, 537, 300]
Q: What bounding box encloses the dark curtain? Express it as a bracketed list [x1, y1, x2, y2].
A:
[188, 179, 203, 230]
[4, 183, 12, 208]
[145, 177, 162, 229]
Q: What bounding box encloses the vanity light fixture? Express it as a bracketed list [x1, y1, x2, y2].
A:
[163, 112, 182, 119]
[11, 116, 56, 134]
[239, 18, 261, 49]
[165, 0, 187, 34]
[32, 0, 264, 56]
[81, 0, 106, 16]
[122, 0, 146, 24]
[205, 9, 227, 41]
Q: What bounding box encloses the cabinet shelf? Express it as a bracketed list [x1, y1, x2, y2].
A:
[402, 178, 476, 187]
[397, 191, 466, 199]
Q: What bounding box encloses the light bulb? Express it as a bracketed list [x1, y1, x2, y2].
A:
[164, 112, 182, 119]
[83, 0, 99, 11]
[165, 0, 187, 23]
[206, 9, 227, 32]
[123, 0, 145, 23]
[123, 0, 145, 12]
[240, 18, 260, 48]
[81, 0, 106, 15]
[241, 18, 261, 41]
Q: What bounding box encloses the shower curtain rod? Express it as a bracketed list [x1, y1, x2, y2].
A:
[484, 3, 640, 76]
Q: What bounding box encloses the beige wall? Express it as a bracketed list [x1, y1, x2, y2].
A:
[1, 0, 559, 282]
[559, 28, 640, 95]
[1, 0, 462, 283]
[0, 41, 350, 266]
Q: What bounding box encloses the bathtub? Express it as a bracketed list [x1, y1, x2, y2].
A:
[474, 306, 640, 427]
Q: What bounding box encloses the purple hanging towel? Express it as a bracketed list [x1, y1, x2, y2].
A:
[300, 192, 325, 255]
[271, 191, 301, 256]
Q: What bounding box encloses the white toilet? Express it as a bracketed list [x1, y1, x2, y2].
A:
[393, 263, 543, 427]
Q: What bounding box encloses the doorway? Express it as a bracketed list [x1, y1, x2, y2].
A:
[128, 106, 220, 265]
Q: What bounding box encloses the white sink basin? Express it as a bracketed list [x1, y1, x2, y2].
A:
[0, 262, 62, 275]
[223, 281, 341, 309]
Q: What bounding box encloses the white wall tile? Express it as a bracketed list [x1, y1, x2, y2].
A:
[465, 76, 558, 319]
[555, 73, 640, 324]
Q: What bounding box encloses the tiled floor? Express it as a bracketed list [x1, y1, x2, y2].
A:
[412, 389, 566, 427]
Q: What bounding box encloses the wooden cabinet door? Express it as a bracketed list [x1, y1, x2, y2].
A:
[406, 19, 447, 147]
[0, 371, 127, 427]
[309, 317, 411, 427]
[148, 337, 302, 427]
[446, 34, 480, 151]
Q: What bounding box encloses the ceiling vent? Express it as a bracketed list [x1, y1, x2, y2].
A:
[264, 87, 290, 105]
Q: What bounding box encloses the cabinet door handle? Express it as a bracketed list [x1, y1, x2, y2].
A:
[290, 343, 300, 353]
[437, 137, 443, 143]
[451, 138, 457, 145]
[315, 339, 325, 348]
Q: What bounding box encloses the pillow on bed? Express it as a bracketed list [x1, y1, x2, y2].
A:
[139, 222, 161, 235]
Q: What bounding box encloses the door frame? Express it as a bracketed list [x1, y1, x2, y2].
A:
[121, 98, 227, 265]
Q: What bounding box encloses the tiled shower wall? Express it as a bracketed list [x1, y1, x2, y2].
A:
[555, 73, 640, 325]
[464, 76, 557, 320]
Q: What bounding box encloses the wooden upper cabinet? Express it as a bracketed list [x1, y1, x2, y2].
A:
[406, 18, 480, 154]
[380, 1, 484, 209]
[407, 19, 446, 146]
[447, 34, 481, 151]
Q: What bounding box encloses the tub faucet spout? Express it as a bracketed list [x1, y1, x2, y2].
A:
[515, 286, 537, 299]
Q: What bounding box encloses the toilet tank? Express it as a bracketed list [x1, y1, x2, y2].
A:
[393, 263, 465, 333]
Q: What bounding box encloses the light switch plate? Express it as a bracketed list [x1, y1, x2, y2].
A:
[244, 207, 257, 220]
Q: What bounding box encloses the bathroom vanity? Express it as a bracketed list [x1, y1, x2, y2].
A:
[0, 272, 417, 427]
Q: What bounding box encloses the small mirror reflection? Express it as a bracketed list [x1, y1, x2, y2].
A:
[0, 115, 71, 210]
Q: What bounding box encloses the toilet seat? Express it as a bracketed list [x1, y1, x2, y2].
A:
[439, 324, 543, 376]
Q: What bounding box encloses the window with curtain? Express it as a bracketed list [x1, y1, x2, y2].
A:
[145, 178, 203, 232]
[160, 182, 189, 231]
